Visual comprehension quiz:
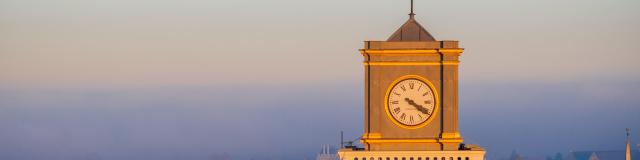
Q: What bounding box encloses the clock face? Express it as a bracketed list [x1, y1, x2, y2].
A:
[386, 77, 437, 127]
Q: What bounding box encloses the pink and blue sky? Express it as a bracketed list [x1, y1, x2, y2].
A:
[1, 0, 639, 159]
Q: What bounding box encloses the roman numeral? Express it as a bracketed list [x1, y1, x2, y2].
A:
[390, 100, 399, 104]
[400, 113, 406, 120]
[423, 92, 429, 96]
[409, 83, 414, 89]
[424, 100, 431, 104]
[393, 92, 401, 96]
[417, 84, 422, 91]
[400, 85, 406, 91]
[410, 116, 414, 123]
[393, 108, 401, 114]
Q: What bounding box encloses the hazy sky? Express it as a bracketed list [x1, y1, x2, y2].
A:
[1, 0, 639, 159]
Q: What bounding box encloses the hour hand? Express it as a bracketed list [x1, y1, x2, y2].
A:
[404, 98, 429, 114]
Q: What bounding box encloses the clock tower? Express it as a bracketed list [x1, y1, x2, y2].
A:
[338, 1, 486, 159]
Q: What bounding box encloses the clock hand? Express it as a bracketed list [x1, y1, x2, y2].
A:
[404, 98, 425, 113]
[404, 98, 429, 114]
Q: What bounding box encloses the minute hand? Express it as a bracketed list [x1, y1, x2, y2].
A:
[404, 98, 430, 114]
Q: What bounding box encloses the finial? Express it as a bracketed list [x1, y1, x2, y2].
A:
[409, 0, 416, 18]
[627, 128, 631, 144]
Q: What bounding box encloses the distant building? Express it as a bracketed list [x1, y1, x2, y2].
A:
[508, 150, 526, 160]
[567, 150, 639, 160]
[316, 145, 338, 160]
[568, 128, 639, 160]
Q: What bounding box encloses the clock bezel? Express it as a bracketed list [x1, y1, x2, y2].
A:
[384, 75, 440, 129]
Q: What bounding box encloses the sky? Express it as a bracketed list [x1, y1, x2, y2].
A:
[1, 0, 640, 159]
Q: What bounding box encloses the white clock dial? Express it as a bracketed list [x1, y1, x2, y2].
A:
[386, 78, 436, 126]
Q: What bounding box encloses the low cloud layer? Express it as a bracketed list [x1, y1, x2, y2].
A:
[1, 80, 638, 160]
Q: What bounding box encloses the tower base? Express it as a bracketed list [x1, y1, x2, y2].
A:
[337, 150, 485, 160]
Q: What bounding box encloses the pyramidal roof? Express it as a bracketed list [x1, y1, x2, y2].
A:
[387, 15, 436, 42]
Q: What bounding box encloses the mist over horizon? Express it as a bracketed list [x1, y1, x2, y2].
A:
[1, 79, 639, 160]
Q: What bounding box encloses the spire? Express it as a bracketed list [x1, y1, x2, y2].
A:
[387, 0, 436, 41]
[409, 0, 415, 18]
[627, 128, 631, 160]
[589, 152, 599, 160]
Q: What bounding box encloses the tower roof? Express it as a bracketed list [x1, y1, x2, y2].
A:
[387, 0, 436, 41]
[387, 16, 436, 42]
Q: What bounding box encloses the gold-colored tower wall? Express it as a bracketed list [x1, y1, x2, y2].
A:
[361, 41, 463, 151]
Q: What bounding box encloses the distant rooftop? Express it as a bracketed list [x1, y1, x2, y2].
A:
[568, 150, 640, 160]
